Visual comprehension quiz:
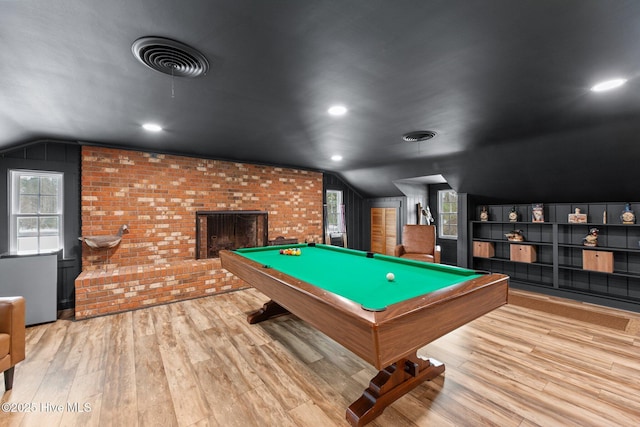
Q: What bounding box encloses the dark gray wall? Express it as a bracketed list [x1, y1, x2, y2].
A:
[358, 184, 461, 266]
[323, 173, 366, 251]
[0, 142, 81, 310]
[393, 181, 427, 225]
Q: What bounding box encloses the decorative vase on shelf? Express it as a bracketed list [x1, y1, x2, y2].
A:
[480, 206, 489, 222]
[621, 203, 635, 225]
[508, 206, 518, 222]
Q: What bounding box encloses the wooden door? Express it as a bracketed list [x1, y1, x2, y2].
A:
[371, 208, 385, 254]
[370, 207, 397, 255]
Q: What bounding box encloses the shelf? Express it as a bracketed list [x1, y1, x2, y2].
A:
[472, 220, 640, 227]
[472, 256, 553, 268]
[558, 265, 640, 279]
[471, 221, 553, 225]
[473, 238, 553, 247]
[557, 222, 640, 227]
[557, 243, 640, 253]
[470, 202, 640, 310]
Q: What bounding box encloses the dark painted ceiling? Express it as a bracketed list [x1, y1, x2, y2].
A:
[2, 1, 640, 201]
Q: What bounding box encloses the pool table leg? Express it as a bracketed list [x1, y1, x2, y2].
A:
[346, 355, 445, 427]
[247, 300, 290, 324]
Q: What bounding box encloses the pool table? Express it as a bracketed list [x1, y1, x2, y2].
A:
[220, 243, 508, 426]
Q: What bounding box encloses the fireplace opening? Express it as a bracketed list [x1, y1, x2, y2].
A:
[196, 211, 268, 259]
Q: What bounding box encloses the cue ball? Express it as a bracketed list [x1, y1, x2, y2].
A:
[386, 272, 395, 281]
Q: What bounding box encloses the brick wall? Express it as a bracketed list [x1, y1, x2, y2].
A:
[76, 146, 323, 319]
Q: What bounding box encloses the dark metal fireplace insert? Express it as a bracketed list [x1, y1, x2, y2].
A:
[195, 211, 268, 259]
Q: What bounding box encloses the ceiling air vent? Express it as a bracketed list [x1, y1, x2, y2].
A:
[131, 36, 209, 78]
[402, 130, 437, 142]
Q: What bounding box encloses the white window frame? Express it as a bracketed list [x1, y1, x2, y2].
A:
[438, 189, 458, 240]
[9, 169, 64, 255]
[325, 189, 345, 234]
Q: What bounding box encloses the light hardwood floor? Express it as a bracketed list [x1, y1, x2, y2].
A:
[2, 288, 640, 427]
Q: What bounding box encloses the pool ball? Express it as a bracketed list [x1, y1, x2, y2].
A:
[386, 272, 395, 281]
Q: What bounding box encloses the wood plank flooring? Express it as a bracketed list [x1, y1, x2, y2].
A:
[2, 288, 640, 427]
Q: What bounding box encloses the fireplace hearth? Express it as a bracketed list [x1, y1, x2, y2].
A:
[196, 211, 268, 259]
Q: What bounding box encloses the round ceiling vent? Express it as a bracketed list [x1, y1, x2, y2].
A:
[402, 130, 437, 142]
[131, 36, 209, 78]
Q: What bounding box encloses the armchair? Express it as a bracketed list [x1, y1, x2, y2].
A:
[0, 296, 26, 391]
[394, 225, 441, 263]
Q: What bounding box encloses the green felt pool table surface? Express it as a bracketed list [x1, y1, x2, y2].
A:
[235, 243, 483, 311]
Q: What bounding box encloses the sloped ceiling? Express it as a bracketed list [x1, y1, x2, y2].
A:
[1, 1, 640, 201]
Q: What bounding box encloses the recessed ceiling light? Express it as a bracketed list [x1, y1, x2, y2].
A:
[331, 154, 343, 161]
[590, 78, 628, 92]
[328, 105, 348, 116]
[142, 123, 163, 132]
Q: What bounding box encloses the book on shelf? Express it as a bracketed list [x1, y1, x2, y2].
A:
[532, 203, 544, 222]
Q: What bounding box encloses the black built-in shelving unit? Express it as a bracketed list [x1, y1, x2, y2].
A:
[471, 202, 640, 312]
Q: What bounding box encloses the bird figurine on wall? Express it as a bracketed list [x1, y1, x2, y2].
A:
[79, 224, 129, 249]
[583, 227, 599, 247]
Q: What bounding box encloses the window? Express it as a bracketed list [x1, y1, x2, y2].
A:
[325, 189, 345, 234]
[438, 189, 458, 239]
[9, 170, 64, 254]
[325, 189, 346, 246]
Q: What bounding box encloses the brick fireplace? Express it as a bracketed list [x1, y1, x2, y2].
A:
[195, 210, 268, 258]
[75, 146, 323, 319]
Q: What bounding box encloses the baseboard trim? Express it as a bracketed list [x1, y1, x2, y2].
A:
[509, 288, 640, 336]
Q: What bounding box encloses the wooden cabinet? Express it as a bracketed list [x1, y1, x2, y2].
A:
[370, 207, 397, 256]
